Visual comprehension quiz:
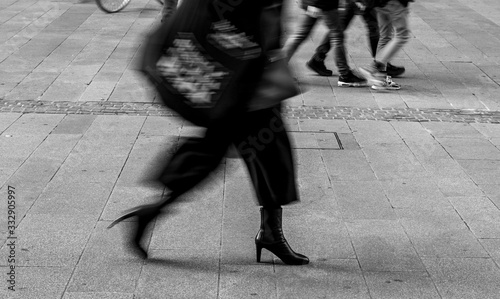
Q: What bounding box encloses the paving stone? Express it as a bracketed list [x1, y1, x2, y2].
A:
[364, 271, 440, 299]
[5, 71, 59, 101]
[29, 180, 115, 215]
[443, 61, 500, 111]
[436, 137, 500, 160]
[40, 80, 88, 102]
[51, 153, 127, 182]
[0, 133, 49, 161]
[391, 122, 455, 160]
[479, 184, 500, 208]
[218, 264, 276, 299]
[67, 222, 143, 293]
[435, 176, 485, 197]
[33, 38, 91, 73]
[349, 120, 406, 146]
[390, 121, 429, 140]
[479, 239, 500, 267]
[290, 132, 341, 149]
[346, 219, 425, 271]
[422, 258, 500, 299]
[362, 144, 430, 180]
[0, 112, 20, 132]
[471, 122, 500, 138]
[448, 196, 500, 238]
[275, 259, 370, 299]
[2, 113, 63, 136]
[0, 133, 81, 212]
[294, 149, 340, 209]
[337, 132, 361, 149]
[333, 181, 396, 220]
[136, 249, 220, 298]
[63, 293, 134, 299]
[396, 208, 489, 258]
[50, 114, 96, 134]
[322, 150, 377, 181]
[297, 119, 350, 133]
[456, 159, 500, 185]
[140, 115, 184, 136]
[0, 214, 95, 267]
[0, 266, 73, 299]
[422, 122, 484, 138]
[380, 178, 452, 209]
[286, 215, 356, 260]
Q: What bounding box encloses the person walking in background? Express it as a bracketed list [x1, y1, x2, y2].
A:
[307, 0, 379, 77]
[358, 0, 413, 90]
[109, 0, 309, 266]
[309, 0, 404, 78]
[283, 0, 366, 87]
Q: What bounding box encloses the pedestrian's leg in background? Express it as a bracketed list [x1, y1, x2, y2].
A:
[322, 9, 366, 86]
[375, 0, 410, 70]
[307, 32, 333, 76]
[341, 0, 357, 31]
[362, 7, 379, 58]
[283, 12, 318, 60]
[358, 0, 408, 89]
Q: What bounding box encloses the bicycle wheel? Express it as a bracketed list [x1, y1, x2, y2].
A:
[96, 0, 132, 13]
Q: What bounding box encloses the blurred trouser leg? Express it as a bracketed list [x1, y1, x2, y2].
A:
[375, 0, 411, 71]
[321, 9, 350, 76]
[234, 106, 299, 207]
[283, 13, 318, 60]
[362, 7, 379, 58]
[159, 123, 231, 196]
[159, 106, 298, 206]
[313, 32, 331, 61]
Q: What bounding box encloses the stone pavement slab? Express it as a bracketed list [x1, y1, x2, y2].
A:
[0, 113, 499, 298]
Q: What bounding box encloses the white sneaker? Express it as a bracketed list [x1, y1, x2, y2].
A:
[358, 67, 385, 86]
[371, 76, 401, 90]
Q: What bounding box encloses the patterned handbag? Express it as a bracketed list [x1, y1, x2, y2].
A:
[140, 0, 265, 127]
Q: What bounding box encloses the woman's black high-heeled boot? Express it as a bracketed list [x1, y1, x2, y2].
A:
[108, 192, 178, 259]
[255, 207, 309, 265]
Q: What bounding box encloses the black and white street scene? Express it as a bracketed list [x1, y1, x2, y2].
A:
[1, 0, 500, 298]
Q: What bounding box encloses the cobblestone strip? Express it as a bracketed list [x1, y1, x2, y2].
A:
[2, 100, 500, 124]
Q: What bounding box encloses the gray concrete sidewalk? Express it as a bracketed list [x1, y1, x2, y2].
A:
[1, 0, 500, 298]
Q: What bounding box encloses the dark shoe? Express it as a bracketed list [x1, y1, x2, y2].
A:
[255, 207, 309, 265]
[306, 59, 333, 76]
[108, 194, 177, 259]
[386, 62, 405, 77]
[338, 72, 367, 87]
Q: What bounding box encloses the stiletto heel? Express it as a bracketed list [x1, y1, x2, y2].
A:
[256, 243, 263, 263]
[255, 207, 309, 265]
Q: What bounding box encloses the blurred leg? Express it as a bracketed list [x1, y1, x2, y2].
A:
[283, 13, 318, 60]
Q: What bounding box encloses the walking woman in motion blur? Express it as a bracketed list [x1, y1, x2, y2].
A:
[108, 0, 309, 265]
